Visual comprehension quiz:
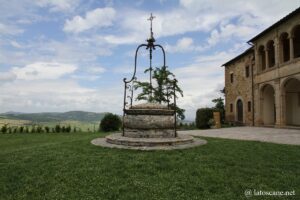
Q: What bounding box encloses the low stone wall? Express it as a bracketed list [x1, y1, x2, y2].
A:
[124, 128, 175, 138]
[123, 114, 175, 138]
[124, 115, 174, 129]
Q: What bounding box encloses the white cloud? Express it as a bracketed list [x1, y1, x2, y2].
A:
[86, 66, 106, 74]
[10, 40, 23, 48]
[12, 62, 77, 80]
[0, 79, 123, 114]
[70, 74, 101, 81]
[166, 37, 205, 53]
[35, 0, 80, 12]
[173, 49, 244, 120]
[0, 23, 24, 35]
[64, 7, 116, 33]
[207, 23, 257, 46]
[100, 0, 299, 46]
[0, 72, 17, 84]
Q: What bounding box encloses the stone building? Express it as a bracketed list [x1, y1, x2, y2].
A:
[223, 7, 300, 127]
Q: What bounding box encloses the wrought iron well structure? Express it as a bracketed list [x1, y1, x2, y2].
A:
[122, 13, 177, 137]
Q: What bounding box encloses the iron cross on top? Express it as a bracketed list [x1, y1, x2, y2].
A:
[148, 13, 155, 26]
[148, 13, 155, 38]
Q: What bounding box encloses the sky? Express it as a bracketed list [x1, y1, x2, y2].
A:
[0, 0, 299, 120]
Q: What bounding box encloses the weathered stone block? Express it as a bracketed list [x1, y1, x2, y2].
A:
[124, 115, 175, 129]
[124, 128, 175, 138]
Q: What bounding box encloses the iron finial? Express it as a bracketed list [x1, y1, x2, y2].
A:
[147, 13, 156, 44]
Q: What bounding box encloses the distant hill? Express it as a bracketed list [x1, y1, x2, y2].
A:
[0, 111, 108, 123]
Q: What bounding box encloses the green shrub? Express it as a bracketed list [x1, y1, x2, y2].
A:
[45, 126, 50, 133]
[196, 108, 214, 129]
[19, 126, 24, 133]
[36, 126, 43, 133]
[1, 125, 8, 134]
[55, 125, 61, 133]
[66, 125, 71, 133]
[100, 113, 121, 132]
[31, 126, 36, 133]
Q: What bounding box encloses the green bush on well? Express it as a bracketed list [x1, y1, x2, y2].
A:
[99, 113, 121, 132]
[195, 108, 214, 129]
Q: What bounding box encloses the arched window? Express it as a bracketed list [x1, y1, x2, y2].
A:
[292, 25, 300, 58]
[267, 40, 275, 68]
[280, 32, 290, 62]
[258, 45, 266, 71]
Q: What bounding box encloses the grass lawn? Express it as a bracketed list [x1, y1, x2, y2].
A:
[0, 133, 299, 200]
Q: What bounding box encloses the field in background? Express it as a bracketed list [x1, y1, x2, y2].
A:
[0, 118, 100, 132]
[0, 111, 106, 132]
[39, 120, 100, 132]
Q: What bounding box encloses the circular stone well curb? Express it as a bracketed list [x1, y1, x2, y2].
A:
[91, 133, 207, 151]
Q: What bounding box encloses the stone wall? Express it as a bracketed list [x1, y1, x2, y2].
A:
[123, 114, 175, 138]
[225, 51, 254, 125]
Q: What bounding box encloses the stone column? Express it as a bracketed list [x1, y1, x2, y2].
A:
[265, 49, 269, 69]
[254, 47, 260, 73]
[278, 38, 283, 64]
[274, 79, 282, 127]
[289, 36, 294, 59]
[281, 90, 286, 127]
[254, 84, 262, 126]
[274, 38, 280, 66]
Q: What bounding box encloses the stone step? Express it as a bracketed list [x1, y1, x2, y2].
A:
[106, 133, 194, 147]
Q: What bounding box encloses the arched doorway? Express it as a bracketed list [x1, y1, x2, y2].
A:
[236, 99, 243, 123]
[262, 84, 275, 125]
[284, 78, 300, 126]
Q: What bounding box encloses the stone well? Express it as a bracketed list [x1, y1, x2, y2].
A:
[123, 103, 175, 138]
[90, 103, 207, 150]
[91, 14, 207, 150]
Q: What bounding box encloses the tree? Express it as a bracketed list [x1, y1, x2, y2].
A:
[45, 126, 50, 133]
[1, 124, 8, 134]
[55, 125, 61, 133]
[100, 113, 122, 132]
[196, 108, 214, 129]
[66, 125, 71, 133]
[19, 126, 24, 133]
[134, 66, 185, 120]
[36, 126, 43, 133]
[31, 126, 36, 133]
[212, 97, 225, 123]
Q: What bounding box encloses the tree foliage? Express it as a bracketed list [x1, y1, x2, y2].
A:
[100, 113, 122, 132]
[195, 108, 214, 129]
[134, 66, 185, 120]
[212, 96, 225, 123]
